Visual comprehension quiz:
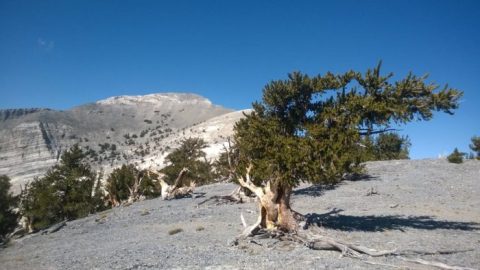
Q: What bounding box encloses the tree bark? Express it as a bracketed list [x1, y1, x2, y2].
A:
[108, 193, 120, 207]
[127, 171, 144, 203]
[237, 164, 299, 232]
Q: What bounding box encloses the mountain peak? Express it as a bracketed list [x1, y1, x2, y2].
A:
[96, 93, 213, 106]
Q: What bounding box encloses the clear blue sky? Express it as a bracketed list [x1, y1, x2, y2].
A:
[1, 0, 479, 159]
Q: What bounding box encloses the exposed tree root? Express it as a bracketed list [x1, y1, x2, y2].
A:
[397, 248, 474, 256]
[362, 260, 404, 269]
[230, 163, 476, 270]
[399, 257, 477, 270]
[239, 209, 263, 238]
[305, 236, 395, 257]
[233, 218, 476, 270]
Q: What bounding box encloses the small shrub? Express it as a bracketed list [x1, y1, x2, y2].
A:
[168, 228, 183, 235]
[196, 226, 205, 231]
[447, 148, 465, 164]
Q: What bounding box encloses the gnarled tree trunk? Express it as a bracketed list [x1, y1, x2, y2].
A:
[237, 164, 300, 233]
[158, 168, 195, 200]
[108, 193, 120, 207]
[127, 171, 144, 203]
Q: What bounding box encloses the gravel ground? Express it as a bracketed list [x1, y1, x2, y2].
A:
[1, 159, 479, 269]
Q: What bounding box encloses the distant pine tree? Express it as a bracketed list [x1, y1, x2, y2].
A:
[161, 138, 214, 186]
[19, 145, 103, 231]
[470, 136, 480, 160]
[105, 164, 159, 206]
[447, 148, 465, 164]
[372, 133, 411, 160]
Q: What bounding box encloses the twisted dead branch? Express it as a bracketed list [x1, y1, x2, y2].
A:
[158, 168, 195, 200]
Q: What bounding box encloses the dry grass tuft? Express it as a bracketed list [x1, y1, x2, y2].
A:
[168, 228, 183, 235]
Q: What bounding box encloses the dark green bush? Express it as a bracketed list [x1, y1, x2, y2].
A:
[447, 148, 465, 164]
[0, 175, 18, 241]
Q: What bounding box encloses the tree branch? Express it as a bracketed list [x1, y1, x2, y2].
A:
[172, 167, 189, 189]
[358, 128, 399, 136]
[237, 163, 265, 198]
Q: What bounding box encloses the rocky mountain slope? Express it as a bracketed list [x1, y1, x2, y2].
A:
[0, 159, 478, 269]
[0, 93, 245, 192]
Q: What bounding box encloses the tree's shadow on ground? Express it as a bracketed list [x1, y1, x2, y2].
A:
[294, 174, 379, 197]
[193, 192, 206, 199]
[293, 184, 337, 197]
[343, 173, 379, 182]
[305, 209, 480, 232]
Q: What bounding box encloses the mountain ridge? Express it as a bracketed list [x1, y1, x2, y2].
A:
[0, 92, 243, 192]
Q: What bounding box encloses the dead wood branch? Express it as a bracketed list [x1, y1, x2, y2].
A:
[298, 233, 396, 257]
[399, 257, 477, 270]
[397, 248, 474, 256]
[127, 170, 145, 203]
[362, 260, 404, 269]
[239, 207, 263, 239]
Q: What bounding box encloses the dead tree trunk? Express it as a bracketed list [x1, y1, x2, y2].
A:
[108, 193, 120, 207]
[158, 168, 194, 200]
[127, 171, 145, 203]
[237, 164, 300, 233]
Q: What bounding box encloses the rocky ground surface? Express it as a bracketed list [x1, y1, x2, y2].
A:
[1, 159, 479, 269]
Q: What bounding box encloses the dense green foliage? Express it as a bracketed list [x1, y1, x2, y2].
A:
[105, 164, 159, 205]
[447, 148, 465, 164]
[362, 133, 410, 161]
[19, 145, 104, 231]
[234, 63, 462, 188]
[470, 136, 480, 160]
[0, 175, 18, 241]
[161, 138, 214, 186]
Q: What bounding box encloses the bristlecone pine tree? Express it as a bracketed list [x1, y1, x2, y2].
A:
[362, 132, 411, 161]
[161, 137, 214, 186]
[470, 136, 480, 160]
[19, 145, 104, 231]
[105, 164, 159, 206]
[233, 63, 462, 233]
